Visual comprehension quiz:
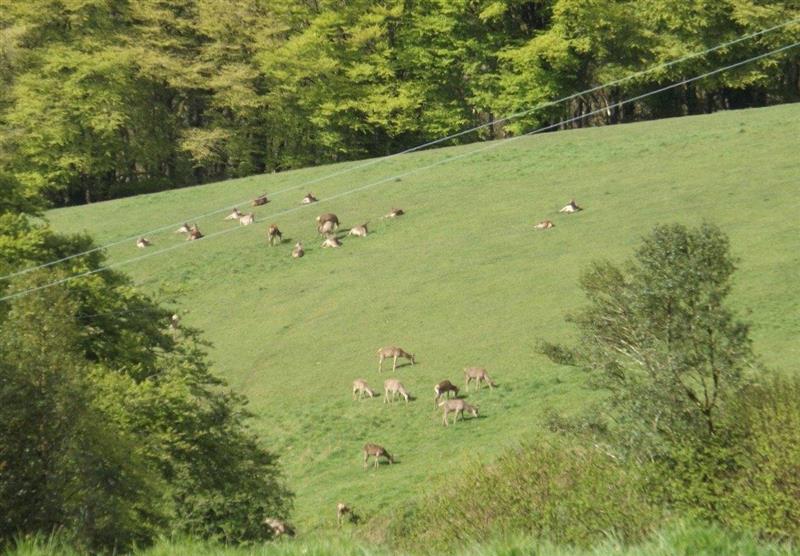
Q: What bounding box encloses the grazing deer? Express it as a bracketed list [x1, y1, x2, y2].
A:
[377, 346, 415, 372]
[301, 192, 318, 204]
[253, 194, 269, 206]
[352, 379, 376, 400]
[321, 235, 342, 248]
[175, 223, 191, 234]
[363, 443, 394, 469]
[318, 219, 337, 235]
[384, 208, 404, 218]
[440, 398, 479, 426]
[169, 314, 180, 330]
[224, 207, 243, 220]
[239, 212, 255, 226]
[534, 220, 555, 230]
[383, 378, 410, 404]
[263, 518, 295, 538]
[187, 225, 204, 241]
[267, 224, 282, 245]
[464, 367, 495, 392]
[136, 237, 152, 248]
[348, 223, 368, 237]
[291, 241, 304, 258]
[434, 380, 459, 408]
[336, 502, 352, 527]
[559, 199, 583, 213]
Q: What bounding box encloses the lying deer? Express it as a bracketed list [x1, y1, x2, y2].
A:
[348, 223, 368, 237]
[136, 237, 152, 248]
[559, 199, 583, 213]
[175, 223, 191, 234]
[321, 235, 342, 248]
[291, 241, 304, 258]
[534, 220, 555, 230]
[239, 213, 255, 226]
[384, 208, 404, 218]
[187, 225, 204, 241]
[263, 517, 295, 538]
[253, 194, 269, 207]
[383, 378, 410, 404]
[377, 346, 415, 372]
[267, 224, 282, 245]
[440, 398, 479, 426]
[464, 367, 495, 392]
[301, 192, 318, 204]
[224, 207, 243, 220]
[363, 443, 394, 469]
[336, 502, 351, 527]
[434, 380, 459, 408]
[352, 379, 376, 400]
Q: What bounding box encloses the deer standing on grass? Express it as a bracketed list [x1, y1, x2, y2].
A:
[321, 235, 342, 248]
[352, 379, 376, 400]
[559, 199, 583, 213]
[434, 380, 459, 408]
[377, 346, 415, 372]
[384, 208, 404, 218]
[363, 443, 394, 469]
[440, 398, 479, 426]
[253, 194, 269, 207]
[464, 367, 495, 392]
[534, 220, 555, 230]
[263, 518, 295, 538]
[187, 225, 204, 240]
[291, 241, 304, 258]
[239, 212, 255, 226]
[348, 223, 368, 237]
[136, 237, 152, 248]
[301, 192, 318, 204]
[336, 503, 352, 526]
[316, 213, 339, 231]
[318, 220, 337, 235]
[224, 207, 242, 220]
[383, 378, 410, 404]
[267, 224, 282, 246]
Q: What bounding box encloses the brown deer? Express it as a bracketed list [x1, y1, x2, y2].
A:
[267, 224, 282, 246]
[263, 518, 295, 538]
[384, 208, 404, 218]
[175, 223, 191, 234]
[434, 380, 459, 408]
[253, 194, 269, 207]
[559, 199, 583, 213]
[383, 378, 410, 404]
[377, 346, 415, 372]
[187, 225, 204, 241]
[291, 241, 304, 258]
[352, 379, 376, 400]
[363, 443, 394, 469]
[440, 398, 478, 426]
[348, 223, 368, 237]
[316, 213, 339, 227]
[301, 192, 318, 204]
[534, 220, 555, 230]
[239, 212, 255, 226]
[336, 502, 351, 526]
[136, 237, 152, 248]
[224, 207, 243, 220]
[464, 367, 495, 392]
[321, 235, 342, 248]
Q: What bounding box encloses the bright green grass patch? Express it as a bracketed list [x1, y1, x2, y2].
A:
[46, 104, 800, 533]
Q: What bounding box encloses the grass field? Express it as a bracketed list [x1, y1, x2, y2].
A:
[47, 103, 800, 534]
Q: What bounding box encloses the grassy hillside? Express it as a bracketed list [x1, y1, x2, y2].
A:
[47, 103, 800, 533]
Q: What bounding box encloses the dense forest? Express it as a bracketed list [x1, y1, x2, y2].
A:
[0, 0, 798, 206]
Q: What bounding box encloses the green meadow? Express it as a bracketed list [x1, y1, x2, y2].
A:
[47, 103, 800, 534]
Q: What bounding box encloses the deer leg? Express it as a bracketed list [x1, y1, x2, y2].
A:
[392, 356, 397, 372]
[364, 454, 369, 469]
[378, 356, 383, 373]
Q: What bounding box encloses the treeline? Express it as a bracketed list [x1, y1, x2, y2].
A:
[0, 0, 798, 206]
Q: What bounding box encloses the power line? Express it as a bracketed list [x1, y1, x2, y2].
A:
[1, 39, 798, 304]
[2, 15, 798, 283]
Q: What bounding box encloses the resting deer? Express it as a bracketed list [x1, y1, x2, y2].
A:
[352, 379, 376, 400]
[301, 192, 318, 204]
[559, 199, 583, 213]
[363, 443, 394, 469]
[383, 378, 410, 404]
[377, 346, 415, 372]
[384, 208, 404, 218]
[136, 237, 152, 248]
[224, 207, 243, 220]
[440, 398, 479, 426]
[187, 225, 204, 241]
[175, 223, 191, 234]
[263, 518, 295, 538]
[267, 224, 282, 245]
[434, 380, 459, 408]
[291, 241, 304, 258]
[321, 235, 341, 248]
[336, 502, 352, 526]
[239, 212, 255, 226]
[464, 367, 495, 392]
[348, 223, 368, 237]
[534, 220, 555, 230]
[253, 194, 269, 207]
